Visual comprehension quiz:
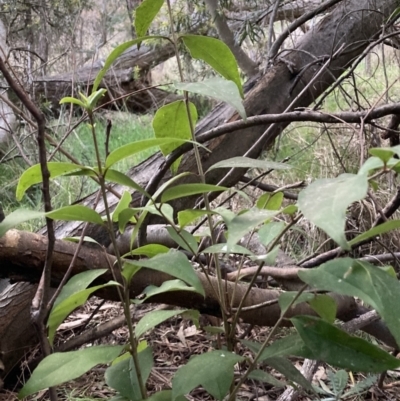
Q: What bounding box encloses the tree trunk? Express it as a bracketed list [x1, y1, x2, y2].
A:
[2, 0, 399, 386]
[32, 43, 178, 114]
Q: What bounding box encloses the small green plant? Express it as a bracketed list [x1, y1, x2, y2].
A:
[2, 1, 400, 400]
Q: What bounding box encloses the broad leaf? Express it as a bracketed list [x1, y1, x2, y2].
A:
[46, 205, 104, 225]
[298, 173, 368, 250]
[133, 279, 201, 303]
[121, 261, 142, 285]
[299, 258, 400, 347]
[48, 281, 118, 344]
[161, 183, 227, 203]
[112, 191, 132, 222]
[178, 209, 212, 228]
[126, 244, 169, 258]
[257, 192, 284, 210]
[207, 156, 291, 173]
[181, 35, 243, 97]
[135, 0, 164, 37]
[18, 345, 124, 398]
[175, 78, 246, 120]
[292, 316, 400, 372]
[53, 269, 107, 308]
[226, 208, 277, 248]
[105, 347, 153, 401]
[258, 221, 285, 247]
[106, 138, 193, 168]
[132, 250, 204, 296]
[172, 350, 244, 401]
[135, 309, 189, 338]
[152, 101, 197, 166]
[166, 227, 198, 254]
[16, 162, 85, 200]
[369, 148, 395, 163]
[0, 209, 44, 237]
[105, 169, 149, 196]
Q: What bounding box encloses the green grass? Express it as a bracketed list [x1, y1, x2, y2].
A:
[0, 112, 155, 231]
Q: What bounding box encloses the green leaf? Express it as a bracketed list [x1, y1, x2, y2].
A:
[48, 281, 118, 345]
[178, 209, 212, 228]
[258, 221, 285, 247]
[292, 316, 400, 372]
[153, 101, 197, 161]
[53, 269, 107, 308]
[106, 138, 193, 168]
[133, 279, 202, 303]
[256, 192, 283, 210]
[122, 261, 142, 285]
[93, 37, 161, 92]
[308, 294, 337, 323]
[135, 309, 189, 338]
[59, 97, 86, 108]
[166, 227, 198, 254]
[112, 191, 132, 222]
[202, 243, 254, 255]
[126, 244, 169, 258]
[298, 173, 368, 250]
[87, 88, 107, 110]
[161, 183, 227, 203]
[175, 78, 246, 120]
[369, 148, 395, 163]
[46, 205, 104, 225]
[105, 169, 149, 196]
[349, 220, 400, 246]
[181, 35, 243, 97]
[266, 357, 314, 392]
[207, 156, 291, 173]
[328, 370, 348, 398]
[226, 208, 277, 248]
[299, 257, 400, 347]
[16, 162, 85, 200]
[105, 347, 153, 401]
[172, 351, 244, 400]
[135, 0, 164, 37]
[0, 209, 44, 237]
[147, 390, 188, 401]
[18, 345, 124, 398]
[242, 334, 311, 362]
[248, 370, 286, 388]
[282, 204, 298, 215]
[358, 156, 400, 175]
[133, 250, 204, 296]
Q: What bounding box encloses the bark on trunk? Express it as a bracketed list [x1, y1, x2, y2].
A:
[32, 43, 179, 114]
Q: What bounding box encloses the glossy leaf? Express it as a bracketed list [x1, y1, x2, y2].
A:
[207, 156, 291, 173]
[46, 205, 104, 225]
[106, 138, 193, 169]
[0, 209, 44, 237]
[181, 35, 243, 97]
[48, 281, 118, 344]
[16, 162, 85, 200]
[152, 101, 197, 163]
[105, 347, 153, 401]
[105, 169, 149, 196]
[53, 269, 107, 308]
[298, 174, 368, 250]
[172, 351, 244, 400]
[135, 0, 164, 37]
[133, 279, 202, 303]
[166, 226, 198, 254]
[175, 78, 246, 120]
[161, 183, 227, 203]
[292, 316, 400, 372]
[132, 250, 204, 296]
[112, 191, 132, 222]
[19, 345, 124, 398]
